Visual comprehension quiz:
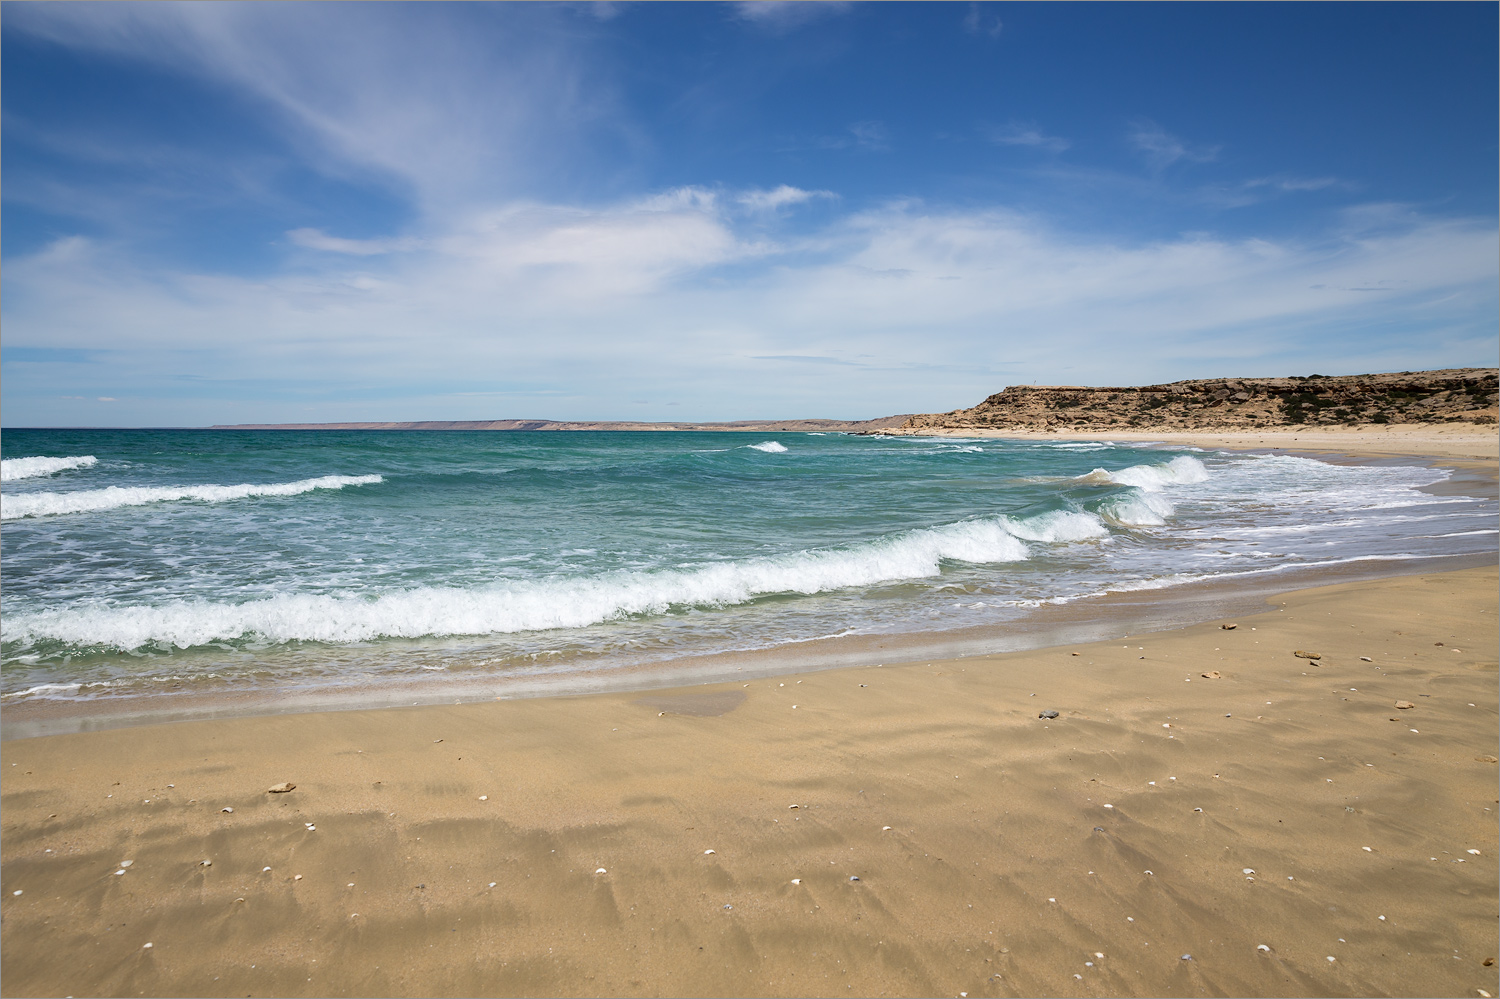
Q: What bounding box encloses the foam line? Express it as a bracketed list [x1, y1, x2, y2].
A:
[1, 474, 383, 520]
[1, 455, 98, 482]
[0, 510, 1122, 650]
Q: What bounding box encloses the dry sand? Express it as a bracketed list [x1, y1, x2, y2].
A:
[2, 564, 1496, 998]
[876, 424, 1499, 463]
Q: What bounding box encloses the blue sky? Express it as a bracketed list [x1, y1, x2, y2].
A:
[2, 1, 1496, 426]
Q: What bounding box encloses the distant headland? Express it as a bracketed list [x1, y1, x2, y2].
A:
[211, 368, 1497, 433]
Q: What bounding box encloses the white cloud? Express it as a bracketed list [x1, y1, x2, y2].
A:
[737, 186, 836, 212]
[1128, 120, 1221, 171]
[287, 229, 422, 256]
[4, 190, 1494, 425]
[982, 122, 1070, 153]
[734, 2, 852, 30]
[3, 3, 617, 216]
[962, 4, 1004, 38]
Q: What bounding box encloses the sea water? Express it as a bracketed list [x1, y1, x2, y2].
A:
[2, 429, 1494, 708]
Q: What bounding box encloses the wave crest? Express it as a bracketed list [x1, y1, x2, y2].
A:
[0, 512, 1117, 650]
[746, 441, 788, 453]
[1, 474, 383, 520]
[1, 455, 98, 482]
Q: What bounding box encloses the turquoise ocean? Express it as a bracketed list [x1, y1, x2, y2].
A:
[2, 429, 1495, 711]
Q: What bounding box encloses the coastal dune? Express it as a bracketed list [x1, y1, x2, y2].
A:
[3, 567, 1496, 998]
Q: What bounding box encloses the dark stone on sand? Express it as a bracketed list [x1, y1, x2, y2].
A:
[1039, 709, 1060, 719]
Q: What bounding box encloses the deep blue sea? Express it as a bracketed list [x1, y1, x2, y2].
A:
[2, 429, 1495, 708]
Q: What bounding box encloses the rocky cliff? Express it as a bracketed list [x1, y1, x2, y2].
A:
[897, 368, 1499, 433]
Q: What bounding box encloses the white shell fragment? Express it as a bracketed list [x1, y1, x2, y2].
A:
[790, 878, 801, 885]
[1257, 944, 1270, 952]
[703, 849, 716, 855]
[222, 807, 233, 813]
[595, 868, 607, 874]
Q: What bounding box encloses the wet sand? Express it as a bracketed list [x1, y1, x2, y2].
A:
[2, 565, 1496, 998]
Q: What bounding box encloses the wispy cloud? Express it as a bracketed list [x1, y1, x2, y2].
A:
[3, 3, 619, 216]
[737, 185, 837, 212]
[5, 188, 1493, 424]
[287, 229, 423, 256]
[734, 2, 852, 31]
[982, 122, 1070, 153]
[961, 3, 1004, 38]
[1128, 120, 1221, 171]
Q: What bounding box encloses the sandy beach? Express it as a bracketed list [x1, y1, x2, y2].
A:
[2, 430, 1496, 998]
[3, 570, 1496, 997]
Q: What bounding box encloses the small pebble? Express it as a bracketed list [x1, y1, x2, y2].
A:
[1221, 623, 1237, 630]
[479, 796, 487, 801]
[200, 860, 212, 867]
[1360, 656, 1373, 662]
[1293, 650, 1321, 659]
[1180, 954, 1192, 961]
[1395, 700, 1416, 710]
[295, 875, 303, 881]
[1039, 709, 1059, 719]
[267, 782, 295, 794]
[11, 890, 21, 896]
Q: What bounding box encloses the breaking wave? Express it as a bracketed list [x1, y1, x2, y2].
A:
[1, 455, 98, 481]
[0, 510, 1118, 651]
[1, 474, 383, 520]
[746, 440, 788, 453]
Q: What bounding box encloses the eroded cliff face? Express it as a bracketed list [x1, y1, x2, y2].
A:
[898, 369, 1499, 433]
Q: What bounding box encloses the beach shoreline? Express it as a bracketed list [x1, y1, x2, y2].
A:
[2, 431, 1496, 997]
[2, 563, 1495, 997]
[3, 428, 1492, 740]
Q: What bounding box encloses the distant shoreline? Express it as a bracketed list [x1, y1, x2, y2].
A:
[204, 416, 914, 432]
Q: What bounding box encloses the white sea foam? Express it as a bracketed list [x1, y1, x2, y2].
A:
[0, 474, 383, 520]
[1, 455, 98, 481]
[1100, 491, 1178, 527]
[1097, 455, 1209, 491]
[747, 441, 788, 453]
[1, 514, 1091, 650]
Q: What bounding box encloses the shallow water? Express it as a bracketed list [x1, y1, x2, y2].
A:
[2, 429, 1494, 706]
